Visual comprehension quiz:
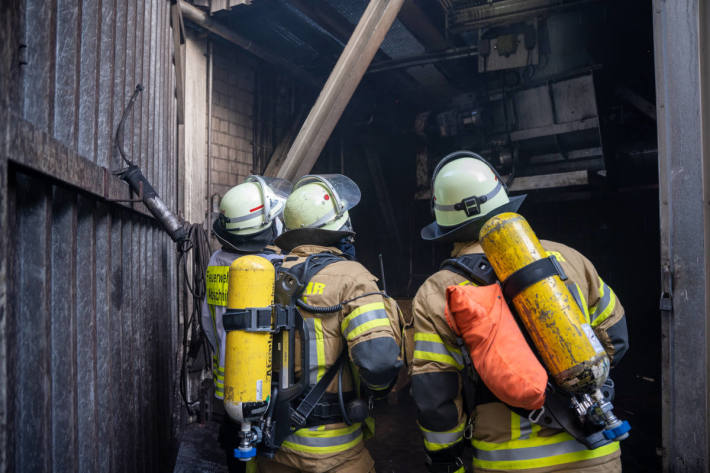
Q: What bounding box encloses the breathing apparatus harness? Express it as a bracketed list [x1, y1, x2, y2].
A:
[440, 253, 625, 450]
[228, 252, 374, 458]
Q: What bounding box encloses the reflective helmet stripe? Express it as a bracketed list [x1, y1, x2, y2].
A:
[434, 179, 503, 212]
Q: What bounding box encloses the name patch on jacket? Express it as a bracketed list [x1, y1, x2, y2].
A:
[206, 266, 230, 306]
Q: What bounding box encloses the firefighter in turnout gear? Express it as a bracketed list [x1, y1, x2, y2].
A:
[258, 174, 403, 473]
[411, 151, 630, 473]
[201, 176, 292, 472]
[202, 175, 292, 400]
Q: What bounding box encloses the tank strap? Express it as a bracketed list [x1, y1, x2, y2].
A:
[502, 256, 568, 300]
[440, 254, 497, 286]
[223, 307, 273, 332]
[289, 352, 347, 427]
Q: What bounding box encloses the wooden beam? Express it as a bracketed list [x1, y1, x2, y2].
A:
[274, 0, 406, 181]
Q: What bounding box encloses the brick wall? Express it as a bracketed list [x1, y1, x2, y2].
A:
[209, 42, 256, 200]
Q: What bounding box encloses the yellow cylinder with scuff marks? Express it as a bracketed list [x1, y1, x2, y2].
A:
[223, 255, 274, 423]
[479, 212, 609, 393]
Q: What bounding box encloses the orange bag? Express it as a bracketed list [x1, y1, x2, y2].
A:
[445, 284, 547, 410]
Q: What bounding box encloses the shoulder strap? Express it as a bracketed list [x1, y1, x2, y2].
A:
[280, 252, 346, 293]
[289, 352, 347, 427]
[440, 254, 497, 286]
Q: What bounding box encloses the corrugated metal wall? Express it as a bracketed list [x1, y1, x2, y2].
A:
[1, 0, 181, 472]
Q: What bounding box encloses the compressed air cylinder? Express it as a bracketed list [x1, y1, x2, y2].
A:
[479, 212, 609, 394]
[223, 255, 274, 423]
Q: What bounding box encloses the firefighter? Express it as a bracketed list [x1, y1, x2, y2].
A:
[257, 174, 402, 473]
[202, 175, 292, 471]
[411, 151, 629, 473]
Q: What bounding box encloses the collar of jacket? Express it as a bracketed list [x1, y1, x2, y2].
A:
[289, 245, 343, 257]
[451, 241, 484, 257]
[264, 244, 282, 254]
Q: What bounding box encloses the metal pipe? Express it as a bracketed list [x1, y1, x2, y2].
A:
[178, 0, 320, 88]
[368, 45, 479, 74]
[273, 0, 406, 181]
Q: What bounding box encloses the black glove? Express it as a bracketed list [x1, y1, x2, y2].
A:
[425, 442, 465, 473]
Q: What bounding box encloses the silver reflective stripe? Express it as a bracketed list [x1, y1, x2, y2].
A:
[591, 283, 612, 321]
[518, 417, 532, 440]
[475, 439, 589, 462]
[414, 340, 464, 367]
[342, 308, 388, 339]
[434, 180, 503, 212]
[306, 208, 337, 229]
[304, 318, 319, 385]
[222, 211, 262, 224]
[422, 429, 464, 445]
[286, 428, 362, 447]
[566, 283, 585, 314]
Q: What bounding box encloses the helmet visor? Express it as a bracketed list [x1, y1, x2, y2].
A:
[295, 174, 361, 214]
[246, 176, 293, 200]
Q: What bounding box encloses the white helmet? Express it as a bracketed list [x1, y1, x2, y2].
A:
[276, 174, 361, 251]
[283, 174, 361, 231]
[421, 151, 525, 242]
[213, 176, 292, 252]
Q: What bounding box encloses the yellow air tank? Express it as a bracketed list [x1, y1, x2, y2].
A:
[479, 212, 609, 394]
[223, 255, 274, 426]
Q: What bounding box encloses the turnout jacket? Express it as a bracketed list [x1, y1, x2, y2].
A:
[268, 244, 402, 473]
[411, 240, 629, 473]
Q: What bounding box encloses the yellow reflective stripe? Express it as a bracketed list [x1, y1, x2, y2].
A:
[511, 411, 521, 441]
[420, 421, 465, 451]
[474, 431, 571, 451]
[590, 278, 617, 327]
[414, 350, 464, 370]
[473, 440, 619, 470]
[575, 283, 589, 323]
[457, 279, 479, 286]
[341, 302, 388, 341]
[546, 250, 566, 262]
[414, 333, 462, 355]
[345, 318, 390, 342]
[282, 424, 363, 454]
[314, 318, 326, 381]
[413, 333, 464, 370]
[209, 305, 219, 354]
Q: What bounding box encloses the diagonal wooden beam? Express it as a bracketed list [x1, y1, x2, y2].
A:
[270, 0, 406, 181]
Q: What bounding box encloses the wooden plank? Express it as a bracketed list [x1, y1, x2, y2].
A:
[1, 106, 155, 219]
[184, 31, 208, 224]
[77, 0, 100, 158]
[53, 0, 80, 147]
[49, 187, 79, 473]
[171, 3, 186, 125]
[274, 0, 406, 181]
[14, 173, 52, 473]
